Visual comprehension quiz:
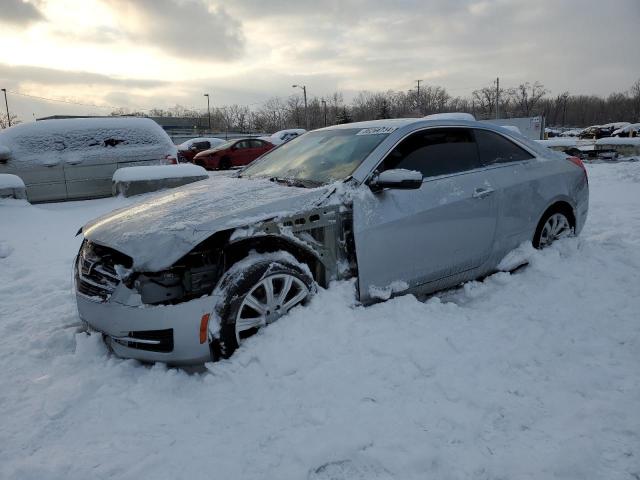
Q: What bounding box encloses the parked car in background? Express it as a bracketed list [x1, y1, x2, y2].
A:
[612, 123, 640, 137]
[560, 129, 583, 137]
[177, 137, 226, 162]
[75, 117, 589, 365]
[0, 117, 177, 202]
[259, 128, 306, 145]
[579, 122, 630, 139]
[193, 138, 273, 170]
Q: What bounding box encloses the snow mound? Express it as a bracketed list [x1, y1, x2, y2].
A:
[369, 280, 409, 300]
[423, 112, 476, 121]
[0, 174, 25, 189]
[0, 165, 639, 478]
[497, 241, 536, 271]
[112, 164, 207, 182]
[0, 240, 13, 258]
[0, 145, 10, 159]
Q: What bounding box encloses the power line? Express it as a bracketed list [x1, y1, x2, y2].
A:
[6, 89, 116, 109]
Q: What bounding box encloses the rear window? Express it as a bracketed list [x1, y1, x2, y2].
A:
[474, 129, 533, 165]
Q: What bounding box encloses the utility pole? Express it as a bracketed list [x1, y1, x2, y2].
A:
[321, 99, 327, 127]
[203, 93, 211, 131]
[1, 89, 11, 127]
[495, 77, 500, 119]
[292, 84, 308, 129]
[415, 79, 422, 113]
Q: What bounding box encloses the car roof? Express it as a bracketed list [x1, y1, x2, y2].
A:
[314, 117, 521, 134]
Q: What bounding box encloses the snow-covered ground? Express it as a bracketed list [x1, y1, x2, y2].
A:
[1, 163, 639, 479]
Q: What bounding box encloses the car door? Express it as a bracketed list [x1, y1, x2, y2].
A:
[64, 135, 118, 200]
[232, 140, 251, 166]
[353, 127, 499, 303]
[473, 128, 541, 255]
[3, 136, 68, 202]
[8, 153, 68, 202]
[247, 140, 269, 163]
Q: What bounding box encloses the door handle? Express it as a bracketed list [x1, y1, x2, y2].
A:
[473, 187, 495, 199]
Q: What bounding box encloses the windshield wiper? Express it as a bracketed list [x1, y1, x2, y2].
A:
[269, 176, 321, 188]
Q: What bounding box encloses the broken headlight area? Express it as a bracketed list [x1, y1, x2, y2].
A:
[131, 248, 223, 306]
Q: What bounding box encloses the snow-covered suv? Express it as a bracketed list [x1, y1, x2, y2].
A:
[0, 117, 177, 202]
[74, 117, 589, 365]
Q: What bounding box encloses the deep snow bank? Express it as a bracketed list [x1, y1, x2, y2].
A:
[0, 165, 639, 479]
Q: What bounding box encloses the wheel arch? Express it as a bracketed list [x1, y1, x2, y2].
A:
[537, 196, 577, 229]
[223, 234, 328, 287]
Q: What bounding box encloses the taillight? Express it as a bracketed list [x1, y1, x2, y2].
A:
[567, 156, 587, 182]
[166, 155, 178, 165]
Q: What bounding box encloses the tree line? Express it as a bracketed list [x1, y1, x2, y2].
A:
[3, 78, 639, 132]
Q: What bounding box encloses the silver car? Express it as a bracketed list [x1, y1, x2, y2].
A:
[74, 118, 589, 365]
[0, 117, 177, 202]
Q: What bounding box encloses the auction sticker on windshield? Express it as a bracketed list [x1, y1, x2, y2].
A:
[356, 126, 398, 135]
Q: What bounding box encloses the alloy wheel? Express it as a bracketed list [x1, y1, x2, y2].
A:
[538, 213, 571, 247]
[235, 273, 309, 344]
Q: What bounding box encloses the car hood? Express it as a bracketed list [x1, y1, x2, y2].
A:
[82, 176, 329, 271]
[194, 145, 230, 158]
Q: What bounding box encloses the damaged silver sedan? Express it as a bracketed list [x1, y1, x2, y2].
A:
[74, 118, 589, 365]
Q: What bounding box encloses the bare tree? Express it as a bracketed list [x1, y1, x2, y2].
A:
[629, 78, 640, 122]
[0, 112, 20, 129]
[510, 82, 547, 117]
[472, 87, 497, 119]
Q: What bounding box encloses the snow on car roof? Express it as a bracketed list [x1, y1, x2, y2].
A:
[0, 117, 176, 163]
[177, 137, 225, 150]
[318, 115, 502, 132]
[112, 164, 208, 183]
[0, 117, 168, 139]
[423, 112, 476, 121]
[272, 129, 306, 137]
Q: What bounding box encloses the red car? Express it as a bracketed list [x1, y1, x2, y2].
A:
[193, 138, 274, 170]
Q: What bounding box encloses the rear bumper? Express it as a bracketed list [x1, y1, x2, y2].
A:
[76, 287, 214, 365]
[574, 180, 589, 235]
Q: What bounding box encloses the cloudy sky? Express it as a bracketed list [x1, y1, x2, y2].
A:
[1, 0, 639, 120]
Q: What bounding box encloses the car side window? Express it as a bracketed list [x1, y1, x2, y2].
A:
[474, 129, 533, 165]
[381, 128, 480, 178]
[236, 140, 250, 149]
[248, 140, 261, 148]
[192, 141, 210, 150]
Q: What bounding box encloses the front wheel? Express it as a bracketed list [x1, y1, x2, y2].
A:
[533, 210, 573, 249]
[210, 253, 314, 360]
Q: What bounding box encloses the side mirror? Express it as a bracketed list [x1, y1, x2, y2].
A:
[369, 169, 423, 191]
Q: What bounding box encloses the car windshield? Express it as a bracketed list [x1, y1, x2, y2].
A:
[211, 140, 235, 151]
[241, 128, 391, 186]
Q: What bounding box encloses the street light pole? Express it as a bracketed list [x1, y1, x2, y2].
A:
[321, 99, 327, 127]
[1, 89, 11, 127]
[203, 93, 211, 131]
[292, 84, 308, 129]
[415, 79, 422, 114]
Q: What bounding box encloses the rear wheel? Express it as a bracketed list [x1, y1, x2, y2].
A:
[210, 254, 314, 360]
[219, 156, 231, 170]
[533, 210, 573, 248]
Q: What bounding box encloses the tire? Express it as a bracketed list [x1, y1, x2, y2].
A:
[533, 208, 574, 249]
[210, 254, 314, 360]
[218, 156, 231, 170]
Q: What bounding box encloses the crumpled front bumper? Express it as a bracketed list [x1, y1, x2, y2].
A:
[75, 283, 216, 365]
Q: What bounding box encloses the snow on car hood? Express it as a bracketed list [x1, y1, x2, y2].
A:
[82, 176, 329, 271]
